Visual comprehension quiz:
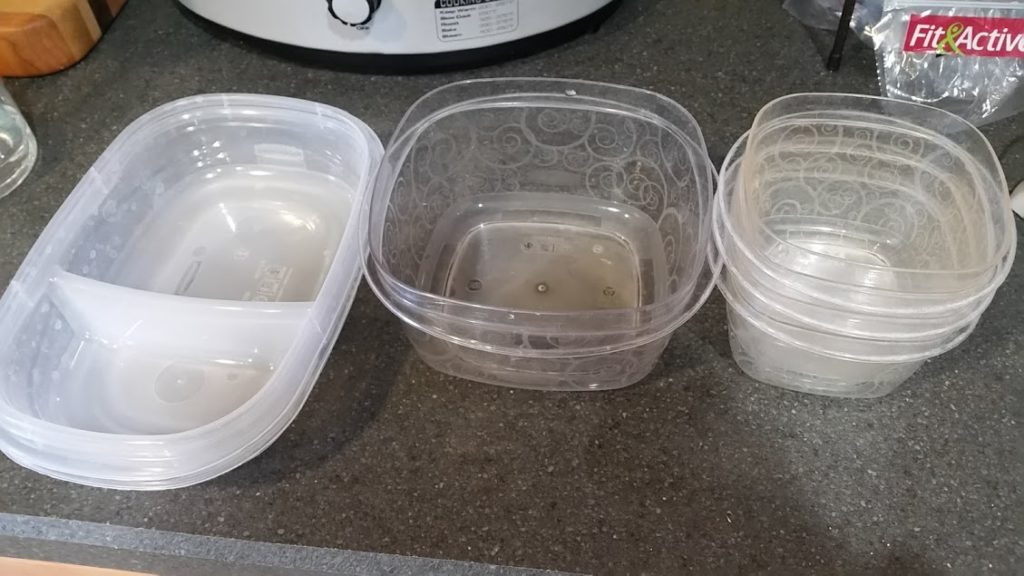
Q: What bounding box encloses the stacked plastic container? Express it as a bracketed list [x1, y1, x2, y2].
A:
[714, 94, 1016, 398]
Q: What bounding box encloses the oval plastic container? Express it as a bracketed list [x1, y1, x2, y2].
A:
[364, 79, 720, 391]
[0, 95, 382, 489]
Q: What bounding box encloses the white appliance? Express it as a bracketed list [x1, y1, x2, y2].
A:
[178, 0, 621, 70]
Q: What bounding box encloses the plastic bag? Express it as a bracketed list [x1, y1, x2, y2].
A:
[783, 0, 885, 42]
[869, 0, 1024, 125]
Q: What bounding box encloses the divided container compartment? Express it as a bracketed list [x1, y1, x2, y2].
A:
[365, 79, 720, 391]
[0, 95, 382, 489]
[737, 94, 1015, 309]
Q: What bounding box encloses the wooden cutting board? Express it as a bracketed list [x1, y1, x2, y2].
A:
[0, 0, 128, 77]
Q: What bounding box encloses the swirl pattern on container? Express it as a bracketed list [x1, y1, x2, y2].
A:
[381, 106, 707, 299]
[743, 120, 991, 274]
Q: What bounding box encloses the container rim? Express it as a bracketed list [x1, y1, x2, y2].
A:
[716, 216, 990, 340]
[717, 269, 980, 364]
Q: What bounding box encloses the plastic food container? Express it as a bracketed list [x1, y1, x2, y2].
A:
[738, 94, 1015, 306]
[714, 140, 995, 342]
[714, 94, 1016, 397]
[716, 150, 978, 348]
[364, 79, 721, 391]
[718, 170, 964, 398]
[0, 95, 382, 488]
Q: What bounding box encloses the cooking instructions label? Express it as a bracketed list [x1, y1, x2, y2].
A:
[435, 0, 518, 42]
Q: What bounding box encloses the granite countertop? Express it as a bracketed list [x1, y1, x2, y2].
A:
[2, 0, 1023, 574]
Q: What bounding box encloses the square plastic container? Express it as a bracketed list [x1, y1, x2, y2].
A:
[738, 94, 1015, 304]
[713, 95, 1015, 398]
[0, 95, 382, 489]
[364, 79, 720, 391]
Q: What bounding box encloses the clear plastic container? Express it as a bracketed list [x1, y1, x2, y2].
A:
[714, 121, 1012, 397]
[0, 95, 382, 489]
[722, 136, 1015, 316]
[739, 93, 1015, 300]
[714, 148, 991, 341]
[364, 79, 720, 391]
[0, 80, 37, 199]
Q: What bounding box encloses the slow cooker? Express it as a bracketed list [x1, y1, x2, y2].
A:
[178, 0, 622, 71]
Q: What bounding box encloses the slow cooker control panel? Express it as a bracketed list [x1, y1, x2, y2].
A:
[327, 0, 381, 27]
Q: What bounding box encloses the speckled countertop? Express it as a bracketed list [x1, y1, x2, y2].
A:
[1, 0, 1022, 574]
